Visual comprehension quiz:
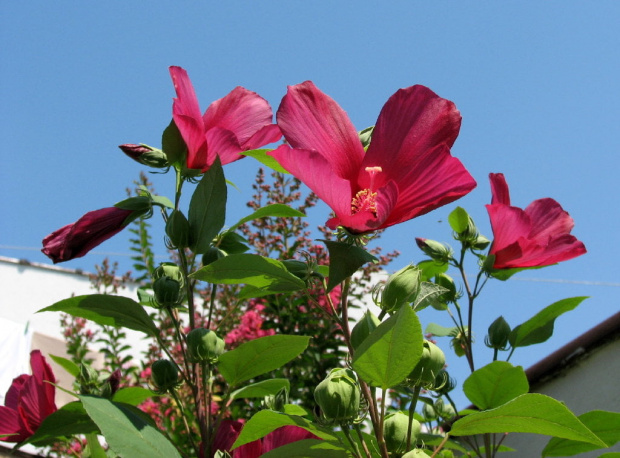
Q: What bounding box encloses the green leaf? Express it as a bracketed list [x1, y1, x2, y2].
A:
[450, 393, 606, 447]
[227, 203, 305, 232]
[38, 295, 158, 336]
[80, 395, 181, 458]
[463, 361, 529, 410]
[230, 379, 290, 401]
[232, 410, 337, 449]
[151, 194, 174, 209]
[218, 335, 310, 387]
[542, 410, 620, 456]
[417, 260, 448, 281]
[413, 282, 449, 311]
[352, 305, 423, 389]
[217, 231, 250, 254]
[509, 297, 588, 348]
[188, 158, 227, 254]
[489, 264, 546, 281]
[323, 240, 378, 292]
[283, 404, 310, 417]
[25, 401, 99, 446]
[112, 387, 158, 406]
[448, 206, 469, 233]
[161, 119, 186, 166]
[261, 439, 350, 458]
[425, 322, 459, 337]
[114, 196, 152, 212]
[190, 254, 305, 294]
[241, 148, 290, 174]
[48, 354, 80, 377]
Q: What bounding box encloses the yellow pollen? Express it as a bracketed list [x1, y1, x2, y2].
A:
[351, 189, 378, 215]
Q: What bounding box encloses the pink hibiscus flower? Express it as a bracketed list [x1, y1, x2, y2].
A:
[485, 173, 586, 269]
[269, 81, 476, 233]
[0, 351, 57, 442]
[170, 66, 281, 172]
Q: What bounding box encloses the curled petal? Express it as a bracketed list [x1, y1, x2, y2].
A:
[489, 173, 511, 205]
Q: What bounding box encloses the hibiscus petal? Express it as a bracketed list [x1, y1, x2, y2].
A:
[524, 198, 575, 241]
[337, 180, 399, 232]
[204, 126, 243, 169]
[203, 86, 277, 146]
[489, 173, 511, 205]
[277, 81, 365, 181]
[363, 85, 462, 187]
[0, 406, 26, 442]
[381, 144, 476, 227]
[262, 425, 320, 452]
[486, 204, 533, 254]
[243, 124, 282, 150]
[269, 144, 353, 220]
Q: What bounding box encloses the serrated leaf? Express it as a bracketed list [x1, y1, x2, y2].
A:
[230, 379, 290, 401]
[509, 297, 588, 348]
[448, 206, 469, 233]
[38, 295, 158, 336]
[352, 305, 423, 389]
[190, 254, 305, 293]
[323, 240, 377, 292]
[463, 361, 529, 410]
[413, 282, 449, 311]
[542, 410, 620, 456]
[80, 396, 181, 458]
[48, 354, 80, 377]
[188, 158, 227, 254]
[218, 335, 310, 387]
[450, 393, 606, 447]
[241, 149, 290, 174]
[232, 410, 336, 449]
[227, 204, 305, 232]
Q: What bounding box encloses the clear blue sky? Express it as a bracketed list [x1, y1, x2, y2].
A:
[2, 2, 619, 408]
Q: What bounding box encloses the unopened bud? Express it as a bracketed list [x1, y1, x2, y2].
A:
[101, 369, 122, 399]
[152, 263, 184, 308]
[151, 359, 179, 392]
[314, 368, 360, 422]
[383, 411, 420, 454]
[358, 126, 374, 149]
[408, 340, 446, 387]
[186, 328, 224, 363]
[485, 316, 511, 350]
[435, 273, 457, 304]
[402, 450, 429, 458]
[473, 235, 491, 250]
[432, 370, 457, 395]
[351, 311, 381, 350]
[435, 398, 456, 420]
[119, 144, 168, 168]
[415, 238, 453, 263]
[263, 386, 289, 412]
[382, 265, 420, 312]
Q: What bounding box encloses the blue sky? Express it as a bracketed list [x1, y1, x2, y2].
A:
[2, 2, 619, 408]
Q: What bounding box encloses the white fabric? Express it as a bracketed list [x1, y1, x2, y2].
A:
[0, 317, 32, 405]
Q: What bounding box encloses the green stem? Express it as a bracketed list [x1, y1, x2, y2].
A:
[170, 388, 200, 457]
[340, 423, 362, 458]
[353, 423, 373, 458]
[406, 385, 422, 452]
[85, 433, 107, 458]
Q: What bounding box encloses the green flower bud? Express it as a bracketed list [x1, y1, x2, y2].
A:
[165, 210, 189, 248]
[450, 330, 469, 358]
[485, 316, 511, 350]
[202, 247, 225, 266]
[151, 359, 179, 392]
[382, 265, 420, 312]
[402, 449, 429, 458]
[152, 263, 184, 308]
[422, 401, 438, 421]
[435, 398, 456, 420]
[314, 368, 360, 422]
[263, 386, 289, 412]
[77, 363, 101, 395]
[473, 235, 491, 250]
[186, 328, 225, 363]
[351, 311, 381, 350]
[119, 144, 169, 168]
[415, 238, 453, 263]
[435, 273, 457, 304]
[408, 341, 446, 387]
[358, 126, 374, 150]
[432, 370, 457, 395]
[383, 411, 420, 454]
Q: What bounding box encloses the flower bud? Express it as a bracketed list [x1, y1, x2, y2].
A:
[186, 328, 225, 363]
[202, 247, 225, 266]
[381, 265, 420, 312]
[383, 411, 420, 454]
[151, 359, 179, 392]
[351, 311, 381, 350]
[358, 126, 374, 149]
[432, 370, 457, 395]
[435, 398, 456, 420]
[119, 144, 169, 168]
[402, 449, 429, 458]
[435, 273, 457, 304]
[152, 263, 184, 308]
[408, 341, 446, 387]
[473, 235, 491, 250]
[166, 210, 189, 248]
[100, 369, 122, 399]
[422, 401, 438, 421]
[314, 368, 360, 422]
[263, 386, 289, 412]
[77, 363, 101, 395]
[485, 316, 511, 350]
[415, 238, 453, 263]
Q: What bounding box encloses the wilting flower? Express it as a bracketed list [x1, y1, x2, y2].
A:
[0, 350, 57, 442]
[270, 81, 476, 233]
[170, 66, 281, 172]
[211, 420, 319, 458]
[42, 207, 138, 263]
[485, 173, 586, 269]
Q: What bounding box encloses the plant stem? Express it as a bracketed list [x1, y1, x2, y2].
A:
[340, 423, 363, 458]
[406, 385, 422, 451]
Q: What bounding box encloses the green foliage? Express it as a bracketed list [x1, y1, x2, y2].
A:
[462, 361, 529, 410]
[323, 240, 378, 291]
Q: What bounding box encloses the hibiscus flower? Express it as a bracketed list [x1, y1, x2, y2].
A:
[170, 66, 281, 172]
[269, 81, 476, 233]
[0, 350, 57, 442]
[485, 173, 586, 269]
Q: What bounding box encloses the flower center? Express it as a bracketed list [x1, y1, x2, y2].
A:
[351, 167, 382, 216]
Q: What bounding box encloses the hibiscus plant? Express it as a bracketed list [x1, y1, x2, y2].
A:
[1, 65, 614, 458]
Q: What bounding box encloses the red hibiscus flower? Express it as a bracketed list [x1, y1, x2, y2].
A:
[170, 66, 281, 172]
[269, 81, 476, 234]
[0, 350, 57, 442]
[42, 207, 136, 263]
[211, 420, 319, 457]
[485, 173, 586, 269]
